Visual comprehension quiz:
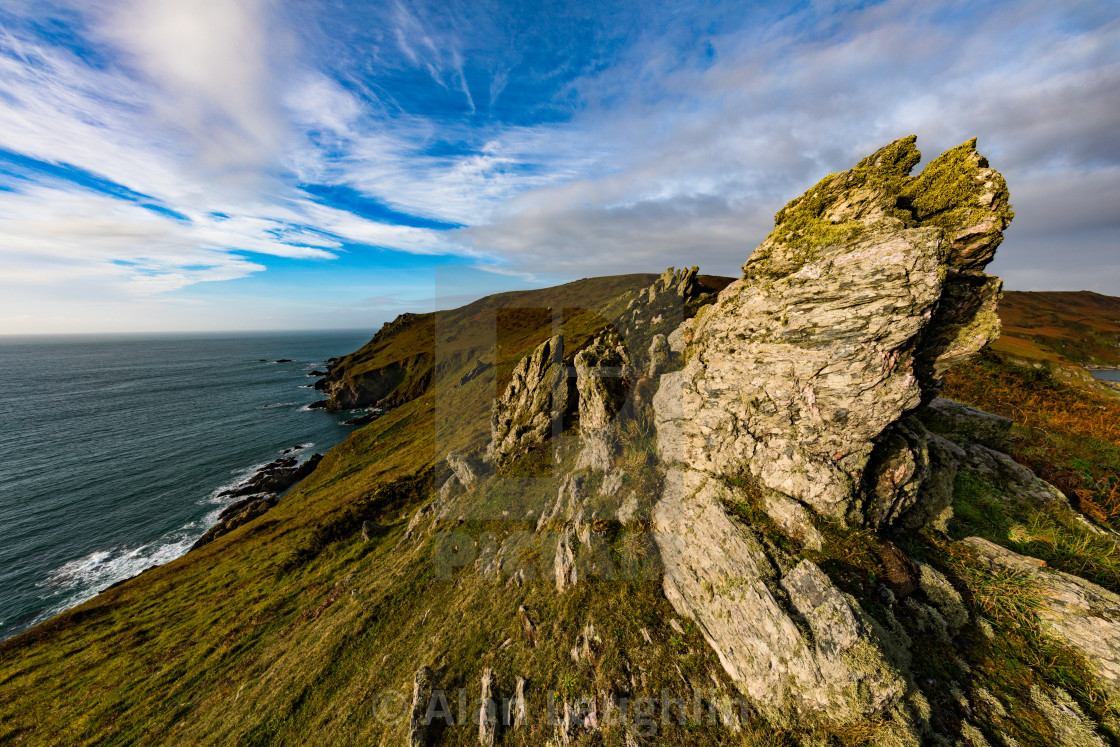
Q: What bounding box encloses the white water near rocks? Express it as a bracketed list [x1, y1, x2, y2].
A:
[0, 330, 371, 641]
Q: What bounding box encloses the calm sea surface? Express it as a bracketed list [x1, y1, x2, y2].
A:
[0, 331, 371, 641]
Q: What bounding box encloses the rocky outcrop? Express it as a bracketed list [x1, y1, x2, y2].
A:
[574, 335, 631, 471]
[488, 335, 570, 465]
[654, 469, 919, 734]
[650, 137, 1012, 731]
[218, 454, 323, 499]
[964, 537, 1120, 700]
[655, 136, 1012, 528]
[647, 334, 669, 378]
[922, 397, 1012, 449]
[409, 666, 436, 747]
[191, 453, 322, 551]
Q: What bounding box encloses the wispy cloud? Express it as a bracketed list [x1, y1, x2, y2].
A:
[0, 0, 1117, 333]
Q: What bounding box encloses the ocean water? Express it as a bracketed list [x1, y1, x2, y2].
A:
[0, 331, 371, 642]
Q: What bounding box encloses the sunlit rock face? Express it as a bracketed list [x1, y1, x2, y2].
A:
[651, 137, 1012, 733]
[655, 136, 1012, 528]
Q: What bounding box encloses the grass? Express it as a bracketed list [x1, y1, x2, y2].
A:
[942, 349, 1120, 532]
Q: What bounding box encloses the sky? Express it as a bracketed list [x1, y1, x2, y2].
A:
[0, 0, 1117, 334]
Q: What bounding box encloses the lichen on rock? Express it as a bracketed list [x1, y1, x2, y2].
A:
[655, 135, 1013, 528]
[650, 136, 1014, 734]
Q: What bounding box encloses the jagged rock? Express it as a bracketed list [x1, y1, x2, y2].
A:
[479, 667, 497, 747]
[574, 336, 631, 472]
[654, 468, 915, 731]
[667, 317, 693, 354]
[537, 474, 586, 533]
[191, 495, 277, 551]
[446, 451, 480, 488]
[409, 666, 436, 747]
[512, 677, 526, 729]
[488, 335, 569, 465]
[963, 443, 1070, 508]
[654, 137, 1012, 528]
[554, 529, 578, 591]
[218, 454, 323, 499]
[923, 397, 1012, 449]
[758, 488, 824, 550]
[964, 537, 1120, 699]
[648, 333, 670, 377]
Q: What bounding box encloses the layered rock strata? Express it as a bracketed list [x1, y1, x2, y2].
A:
[655, 136, 1012, 527]
[651, 137, 1013, 730]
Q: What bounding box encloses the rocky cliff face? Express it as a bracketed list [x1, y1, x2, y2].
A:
[651, 137, 1014, 734]
[655, 136, 1012, 528]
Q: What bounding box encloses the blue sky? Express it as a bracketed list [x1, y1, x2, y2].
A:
[0, 0, 1117, 333]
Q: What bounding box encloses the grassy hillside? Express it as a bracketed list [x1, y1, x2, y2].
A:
[0, 272, 757, 746]
[315, 274, 731, 411]
[3, 279, 1120, 745]
[991, 291, 1120, 366]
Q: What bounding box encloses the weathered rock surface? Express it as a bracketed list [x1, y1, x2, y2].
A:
[654, 468, 917, 733]
[409, 666, 436, 747]
[488, 335, 569, 464]
[649, 137, 1011, 732]
[963, 537, 1120, 700]
[574, 335, 631, 471]
[922, 397, 1012, 449]
[647, 333, 670, 378]
[655, 137, 1012, 527]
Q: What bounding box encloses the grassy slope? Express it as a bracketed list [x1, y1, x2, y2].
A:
[0, 273, 768, 746]
[320, 274, 731, 410]
[992, 291, 1120, 366]
[3, 281, 1120, 746]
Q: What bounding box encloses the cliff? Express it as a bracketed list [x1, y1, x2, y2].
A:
[3, 140, 1120, 746]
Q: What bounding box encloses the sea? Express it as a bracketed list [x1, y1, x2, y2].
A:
[0, 330, 372, 642]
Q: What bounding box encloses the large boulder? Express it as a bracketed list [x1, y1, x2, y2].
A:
[655, 136, 1012, 527]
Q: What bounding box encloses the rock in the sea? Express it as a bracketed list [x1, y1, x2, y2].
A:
[191, 495, 277, 551]
[488, 335, 570, 465]
[574, 335, 631, 472]
[654, 136, 1012, 528]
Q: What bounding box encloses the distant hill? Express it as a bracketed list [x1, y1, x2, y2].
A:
[993, 290, 1120, 366]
